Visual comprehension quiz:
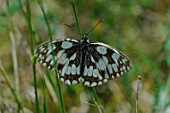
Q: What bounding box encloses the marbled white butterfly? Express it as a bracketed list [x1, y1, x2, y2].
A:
[34, 35, 132, 87]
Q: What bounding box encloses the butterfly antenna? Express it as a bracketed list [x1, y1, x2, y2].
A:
[86, 19, 104, 36]
[64, 24, 83, 36]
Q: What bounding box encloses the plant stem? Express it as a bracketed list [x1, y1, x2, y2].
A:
[37, 0, 66, 113]
[26, 0, 40, 113]
[93, 87, 103, 113]
[7, 0, 19, 95]
[0, 63, 25, 113]
[42, 76, 48, 113]
[71, 0, 82, 40]
[135, 75, 141, 113]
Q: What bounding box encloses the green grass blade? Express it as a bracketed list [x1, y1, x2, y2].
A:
[37, 0, 66, 113]
[0, 64, 25, 113]
[26, 0, 40, 113]
[71, 0, 82, 40]
[42, 76, 48, 113]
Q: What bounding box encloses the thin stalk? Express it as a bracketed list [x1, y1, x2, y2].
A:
[0, 63, 24, 113]
[93, 87, 99, 104]
[18, 0, 27, 18]
[93, 88, 103, 113]
[37, 0, 66, 113]
[71, 0, 82, 40]
[26, 0, 40, 113]
[42, 76, 48, 113]
[135, 75, 141, 113]
[7, 0, 19, 94]
[71, 1, 103, 113]
[17, 0, 40, 45]
[46, 71, 59, 101]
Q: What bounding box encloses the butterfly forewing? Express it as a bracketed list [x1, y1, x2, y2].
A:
[81, 42, 132, 87]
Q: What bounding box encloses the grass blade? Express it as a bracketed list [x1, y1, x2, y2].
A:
[26, 0, 40, 112]
[0, 63, 25, 113]
[37, 0, 66, 113]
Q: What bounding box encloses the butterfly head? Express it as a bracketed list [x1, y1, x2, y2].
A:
[82, 35, 89, 43]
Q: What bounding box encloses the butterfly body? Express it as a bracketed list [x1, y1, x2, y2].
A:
[35, 35, 132, 87]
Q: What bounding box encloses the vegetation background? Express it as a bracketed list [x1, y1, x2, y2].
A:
[0, 0, 170, 113]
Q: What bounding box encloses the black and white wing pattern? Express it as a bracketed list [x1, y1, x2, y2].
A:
[35, 39, 82, 85]
[34, 37, 132, 87]
[81, 42, 132, 87]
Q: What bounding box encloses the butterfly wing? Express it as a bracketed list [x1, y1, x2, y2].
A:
[34, 39, 82, 85]
[82, 42, 132, 87]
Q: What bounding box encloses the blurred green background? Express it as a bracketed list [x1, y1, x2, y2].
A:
[0, 0, 170, 113]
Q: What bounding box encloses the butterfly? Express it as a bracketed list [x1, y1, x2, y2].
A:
[34, 35, 132, 87]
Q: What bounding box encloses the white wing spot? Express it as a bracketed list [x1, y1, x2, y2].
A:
[116, 73, 120, 77]
[65, 38, 71, 41]
[61, 41, 73, 49]
[98, 59, 106, 70]
[71, 64, 77, 75]
[61, 60, 69, 76]
[70, 53, 77, 61]
[43, 49, 47, 53]
[57, 53, 67, 64]
[91, 55, 95, 63]
[98, 81, 102, 85]
[40, 60, 43, 64]
[83, 66, 88, 76]
[77, 65, 80, 75]
[50, 58, 55, 65]
[38, 54, 43, 59]
[127, 66, 130, 70]
[112, 64, 118, 72]
[103, 79, 108, 83]
[87, 66, 93, 76]
[124, 70, 127, 73]
[72, 80, 78, 85]
[46, 49, 52, 56]
[56, 50, 65, 60]
[91, 82, 97, 87]
[122, 66, 126, 71]
[67, 66, 71, 75]
[40, 48, 45, 52]
[43, 63, 47, 67]
[45, 55, 53, 62]
[120, 71, 124, 75]
[60, 78, 64, 82]
[105, 72, 109, 79]
[102, 56, 109, 64]
[48, 66, 51, 69]
[96, 46, 107, 55]
[65, 67, 69, 75]
[47, 43, 56, 50]
[107, 64, 113, 74]
[122, 59, 126, 63]
[93, 69, 102, 80]
[84, 81, 90, 86]
[65, 79, 71, 85]
[78, 77, 84, 82]
[112, 53, 120, 65]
